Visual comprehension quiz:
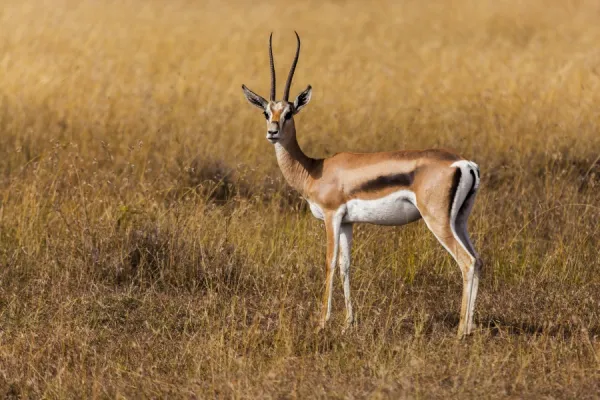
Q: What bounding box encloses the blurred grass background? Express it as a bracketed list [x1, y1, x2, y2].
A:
[0, 0, 599, 397]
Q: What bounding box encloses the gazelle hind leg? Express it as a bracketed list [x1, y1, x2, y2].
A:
[453, 174, 482, 335]
[458, 249, 480, 337]
[467, 257, 482, 333]
[438, 161, 482, 337]
[338, 223, 354, 327]
[453, 217, 482, 335]
[421, 217, 477, 337]
[419, 170, 480, 338]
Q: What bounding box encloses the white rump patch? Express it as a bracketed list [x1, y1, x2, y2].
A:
[451, 160, 480, 189]
[449, 160, 480, 259]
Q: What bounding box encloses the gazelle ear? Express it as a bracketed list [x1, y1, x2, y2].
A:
[293, 85, 312, 114]
[242, 85, 268, 109]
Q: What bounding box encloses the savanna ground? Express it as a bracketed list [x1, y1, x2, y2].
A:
[1, 0, 599, 398]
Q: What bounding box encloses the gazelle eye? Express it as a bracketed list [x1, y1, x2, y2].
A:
[263, 111, 269, 120]
[283, 112, 291, 121]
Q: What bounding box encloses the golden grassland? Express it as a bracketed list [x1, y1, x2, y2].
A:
[1, 0, 600, 397]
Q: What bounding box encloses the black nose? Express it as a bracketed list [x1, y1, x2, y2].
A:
[268, 130, 279, 135]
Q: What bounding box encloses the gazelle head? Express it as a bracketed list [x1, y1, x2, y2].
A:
[242, 32, 312, 145]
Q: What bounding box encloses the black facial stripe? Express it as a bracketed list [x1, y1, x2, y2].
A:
[352, 171, 415, 194]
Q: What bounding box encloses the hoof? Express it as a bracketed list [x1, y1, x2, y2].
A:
[342, 319, 355, 334]
[315, 320, 326, 333]
[457, 328, 476, 339]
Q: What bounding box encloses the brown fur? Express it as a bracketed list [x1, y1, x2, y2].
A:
[276, 141, 462, 213]
[269, 104, 284, 123]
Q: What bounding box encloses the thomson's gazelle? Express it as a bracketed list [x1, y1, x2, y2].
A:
[242, 32, 483, 337]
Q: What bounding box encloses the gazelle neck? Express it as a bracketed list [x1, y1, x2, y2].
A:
[274, 122, 316, 196]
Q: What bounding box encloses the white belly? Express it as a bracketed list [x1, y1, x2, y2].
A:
[307, 190, 422, 226]
[344, 190, 421, 225]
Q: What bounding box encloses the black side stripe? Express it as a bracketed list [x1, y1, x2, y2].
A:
[351, 171, 415, 194]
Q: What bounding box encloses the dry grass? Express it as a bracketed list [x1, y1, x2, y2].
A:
[1, 0, 600, 398]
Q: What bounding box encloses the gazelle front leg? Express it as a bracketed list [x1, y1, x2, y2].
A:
[320, 208, 345, 328]
[338, 223, 354, 328]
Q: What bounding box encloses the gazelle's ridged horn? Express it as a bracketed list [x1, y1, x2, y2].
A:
[269, 33, 276, 101]
[283, 31, 301, 102]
